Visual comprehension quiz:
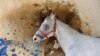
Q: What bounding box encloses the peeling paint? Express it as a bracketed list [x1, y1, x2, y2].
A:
[0, 38, 37, 56]
[0, 39, 8, 56]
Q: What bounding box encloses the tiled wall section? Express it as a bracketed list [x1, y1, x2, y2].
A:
[0, 38, 38, 56]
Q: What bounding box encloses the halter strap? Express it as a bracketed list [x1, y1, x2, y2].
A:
[39, 18, 56, 39]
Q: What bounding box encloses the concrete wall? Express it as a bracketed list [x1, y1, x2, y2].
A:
[73, 0, 100, 36]
[0, 0, 100, 56]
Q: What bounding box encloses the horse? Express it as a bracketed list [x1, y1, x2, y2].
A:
[33, 13, 100, 56]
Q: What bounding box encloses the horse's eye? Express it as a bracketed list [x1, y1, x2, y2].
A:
[44, 24, 49, 29]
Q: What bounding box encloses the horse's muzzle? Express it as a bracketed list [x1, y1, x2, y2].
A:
[33, 35, 41, 43]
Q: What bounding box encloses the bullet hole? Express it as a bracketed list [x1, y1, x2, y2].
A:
[20, 18, 24, 20]
[4, 38, 7, 41]
[11, 48, 15, 52]
[85, 23, 89, 26]
[33, 4, 41, 7]
[23, 53, 25, 55]
[26, 49, 29, 52]
[7, 33, 10, 35]
[23, 40, 26, 42]
[17, 42, 20, 45]
[30, 23, 34, 27]
[14, 30, 16, 32]
[18, 51, 21, 54]
[31, 53, 34, 56]
[13, 32, 16, 35]
[22, 43, 26, 49]
[62, 1, 64, 3]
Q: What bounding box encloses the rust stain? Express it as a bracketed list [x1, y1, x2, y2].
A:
[47, 2, 82, 33]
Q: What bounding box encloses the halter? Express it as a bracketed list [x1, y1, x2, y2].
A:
[39, 18, 57, 39]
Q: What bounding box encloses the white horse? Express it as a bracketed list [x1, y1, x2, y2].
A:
[33, 13, 100, 56]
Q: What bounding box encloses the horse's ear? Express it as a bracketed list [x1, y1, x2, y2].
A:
[50, 12, 56, 20]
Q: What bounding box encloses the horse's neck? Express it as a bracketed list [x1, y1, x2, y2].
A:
[55, 20, 82, 54]
[55, 20, 81, 43]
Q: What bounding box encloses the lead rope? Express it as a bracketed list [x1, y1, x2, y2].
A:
[34, 43, 39, 56]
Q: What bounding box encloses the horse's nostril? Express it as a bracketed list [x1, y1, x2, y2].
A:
[34, 38, 37, 40]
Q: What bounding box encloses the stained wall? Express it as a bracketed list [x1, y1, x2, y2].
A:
[0, 0, 100, 56]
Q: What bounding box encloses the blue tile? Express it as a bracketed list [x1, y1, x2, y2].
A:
[0, 39, 7, 56]
[11, 48, 15, 52]
[12, 54, 17, 56]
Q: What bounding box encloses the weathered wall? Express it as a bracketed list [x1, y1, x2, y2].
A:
[73, 0, 100, 36]
[0, 0, 100, 56]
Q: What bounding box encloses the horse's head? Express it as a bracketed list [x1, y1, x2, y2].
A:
[33, 13, 57, 43]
